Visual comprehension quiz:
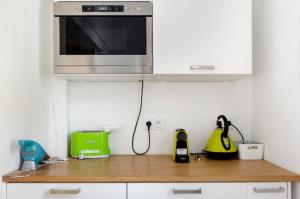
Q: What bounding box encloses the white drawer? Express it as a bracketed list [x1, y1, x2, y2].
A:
[7, 183, 126, 199]
[128, 183, 247, 199]
[248, 183, 288, 199]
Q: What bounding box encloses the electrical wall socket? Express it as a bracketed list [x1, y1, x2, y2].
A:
[143, 118, 166, 130]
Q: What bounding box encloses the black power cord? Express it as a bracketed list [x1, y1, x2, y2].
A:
[131, 80, 152, 155]
[231, 124, 245, 144]
[228, 121, 245, 144]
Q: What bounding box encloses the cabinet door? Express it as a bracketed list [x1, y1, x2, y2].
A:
[7, 183, 126, 199]
[153, 0, 252, 75]
[248, 183, 288, 199]
[128, 183, 247, 199]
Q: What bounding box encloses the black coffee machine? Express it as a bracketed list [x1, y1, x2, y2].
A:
[172, 129, 190, 163]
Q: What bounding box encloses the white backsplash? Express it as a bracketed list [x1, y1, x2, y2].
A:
[69, 78, 252, 154]
[0, 0, 52, 196]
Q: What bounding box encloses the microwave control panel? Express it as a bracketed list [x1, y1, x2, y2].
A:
[82, 5, 124, 12]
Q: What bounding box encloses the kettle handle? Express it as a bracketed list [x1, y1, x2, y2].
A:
[217, 115, 232, 150]
[217, 115, 229, 137]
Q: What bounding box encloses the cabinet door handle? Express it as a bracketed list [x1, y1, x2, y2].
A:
[49, 188, 81, 195]
[172, 188, 202, 194]
[190, 65, 215, 70]
[253, 187, 285, 193]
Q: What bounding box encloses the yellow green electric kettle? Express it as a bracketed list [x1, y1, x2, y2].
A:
[203, 115, 238, 159]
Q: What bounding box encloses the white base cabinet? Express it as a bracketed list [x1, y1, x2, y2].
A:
[128, 183, 247, 199]
[6, 183, 126, 199]
[128, 183, 289, 199]
[248, 183, 290, 199]
[5, 182, 290, 199]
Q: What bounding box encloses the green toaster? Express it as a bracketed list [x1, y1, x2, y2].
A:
[71, 131, 111, 159]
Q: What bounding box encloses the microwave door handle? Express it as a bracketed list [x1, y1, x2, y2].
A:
[72, 18, 111, 52]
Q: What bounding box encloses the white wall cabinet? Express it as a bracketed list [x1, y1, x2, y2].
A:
[6, 183, 126, 199]
[5, 182, 290, 199]
[153, 0, 252, 75]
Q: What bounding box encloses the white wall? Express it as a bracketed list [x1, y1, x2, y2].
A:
[69, 78, 252, 154]
[252, 0, 300, 198]
[0, 0, 52, 197]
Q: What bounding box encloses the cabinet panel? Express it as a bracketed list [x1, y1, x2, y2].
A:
[7, 183, 126, 199]
[128, 183, 247, 199]
[248, 183, 288, 199]
[153, 0, 252, 75]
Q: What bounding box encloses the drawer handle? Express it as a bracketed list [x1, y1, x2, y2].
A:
[253, 187, 285, 193]
[172, 188, 202, 194]
[49, 188, 81, 195]
[190, 65, 215, 70]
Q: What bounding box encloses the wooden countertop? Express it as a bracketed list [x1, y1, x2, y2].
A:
[3, 155, 300, 183]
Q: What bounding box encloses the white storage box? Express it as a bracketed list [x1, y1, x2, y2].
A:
[237, 141, 264, 160]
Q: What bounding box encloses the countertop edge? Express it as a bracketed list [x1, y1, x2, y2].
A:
[3, 175, 300, 183]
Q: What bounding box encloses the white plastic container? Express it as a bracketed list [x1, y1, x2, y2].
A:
[237, 141, 264, 160]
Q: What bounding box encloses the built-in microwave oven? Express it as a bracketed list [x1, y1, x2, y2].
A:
[53, 1, 153, 74]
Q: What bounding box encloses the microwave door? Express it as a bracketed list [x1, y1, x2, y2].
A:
[71, 18, 111, 55]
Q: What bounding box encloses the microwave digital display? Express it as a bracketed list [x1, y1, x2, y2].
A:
[82, 5, 124, 12]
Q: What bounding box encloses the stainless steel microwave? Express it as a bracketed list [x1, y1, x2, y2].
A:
[53, 1, 153, 74]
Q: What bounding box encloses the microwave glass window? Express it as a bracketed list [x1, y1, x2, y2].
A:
[59, 16, 147, 55]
